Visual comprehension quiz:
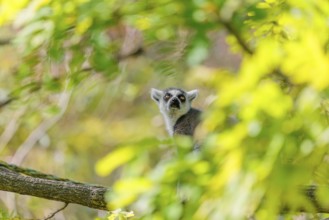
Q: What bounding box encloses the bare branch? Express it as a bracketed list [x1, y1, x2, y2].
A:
[0, 161, 109, 211]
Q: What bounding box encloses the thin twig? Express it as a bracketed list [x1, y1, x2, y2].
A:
[42, 203, 69, 220]
[0, 39, 11, 46]
[0, 82, 41, 109]
[219, 19, 254, 55]
[0, 97, 16, 108]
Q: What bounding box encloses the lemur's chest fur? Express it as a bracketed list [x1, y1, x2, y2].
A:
[163, 108, 201, 137]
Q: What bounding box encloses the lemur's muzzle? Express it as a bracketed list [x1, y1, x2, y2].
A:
[169, 98, 180, 109]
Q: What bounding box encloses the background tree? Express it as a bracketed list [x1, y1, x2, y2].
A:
[1, 0, 329, 219]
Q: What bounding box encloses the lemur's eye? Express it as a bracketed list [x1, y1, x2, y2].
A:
[178, 95, 186, 102]
[164, 93, 171, 101]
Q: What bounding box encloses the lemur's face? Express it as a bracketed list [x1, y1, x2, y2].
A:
[151, 88, 198, 116]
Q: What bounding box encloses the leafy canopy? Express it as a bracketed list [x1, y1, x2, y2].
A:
[1, 0, 329, 219]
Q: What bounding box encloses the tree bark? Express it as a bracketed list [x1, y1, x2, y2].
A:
[0, 161, 109, 210]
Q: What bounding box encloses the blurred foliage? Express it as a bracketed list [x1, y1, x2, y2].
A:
[1, 0, 329, 219]
[0, 209, 21, 220]
[106, 209, 134, 220]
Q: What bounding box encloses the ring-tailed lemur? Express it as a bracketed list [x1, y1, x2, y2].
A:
[151, 87, 202, 201]
[151, 87, 201, 137]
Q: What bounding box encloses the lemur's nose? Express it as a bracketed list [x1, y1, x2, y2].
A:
[169, 98, 180, 109]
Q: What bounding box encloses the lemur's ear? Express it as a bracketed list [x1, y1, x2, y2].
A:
[151, 88, 163, 103]
[187, 89, 198, 101]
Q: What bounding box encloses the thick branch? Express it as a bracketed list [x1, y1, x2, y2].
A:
[0, 161, 109, 210]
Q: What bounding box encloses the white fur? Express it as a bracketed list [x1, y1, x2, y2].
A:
[187, 90, 198, 101]
[161, 108, 187, 136]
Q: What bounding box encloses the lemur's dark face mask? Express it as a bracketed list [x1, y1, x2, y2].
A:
[164, 92, 186, 110]
[169, 97, 180, 109]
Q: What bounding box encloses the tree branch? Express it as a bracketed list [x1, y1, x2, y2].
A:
[219, 19, 254, 55]
[218, 19, 293, 89]
[0, 161, 109, 210]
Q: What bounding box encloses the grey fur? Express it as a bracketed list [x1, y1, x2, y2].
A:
[151, 87, 201, 137]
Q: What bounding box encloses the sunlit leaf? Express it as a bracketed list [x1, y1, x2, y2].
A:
[96, 146, 136, 177]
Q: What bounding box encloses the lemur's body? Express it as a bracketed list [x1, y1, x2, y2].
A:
[152, 87, 202, 201]
[174, 108, 201, 136]
[151, 87, 201, 137]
